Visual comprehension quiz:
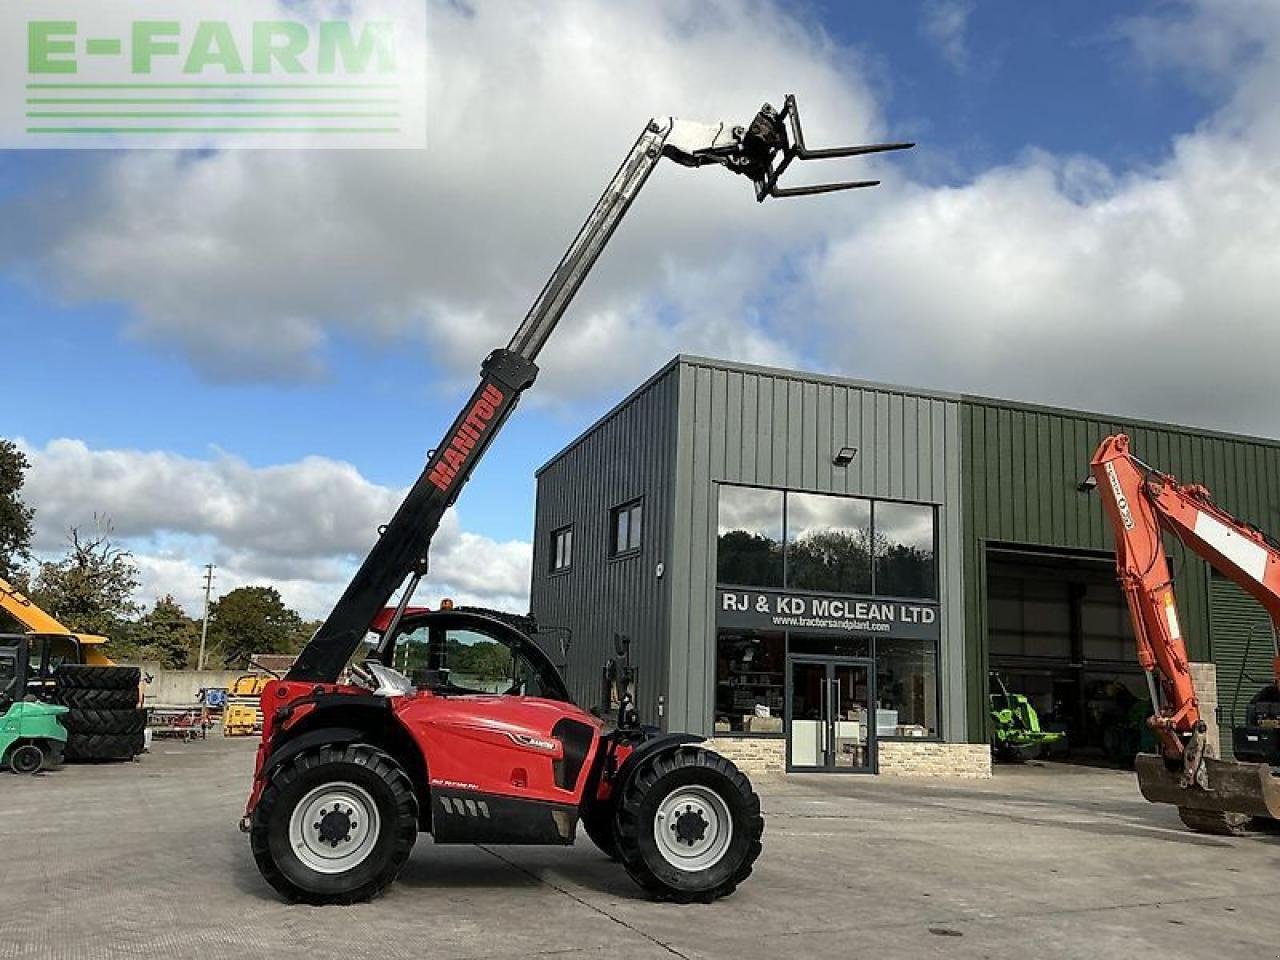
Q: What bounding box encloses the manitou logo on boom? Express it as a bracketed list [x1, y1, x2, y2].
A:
[427, 384, 505, 492]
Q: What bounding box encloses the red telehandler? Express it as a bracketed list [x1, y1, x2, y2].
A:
[241, 97, 911, 903]
[1091, 434, 1280, 834]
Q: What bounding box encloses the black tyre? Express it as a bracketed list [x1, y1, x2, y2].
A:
[581, 797, 620, 861]
[9, 743, 45, 774]
[250, 743, 418, 905]
[1177, 807, 1251, 836]
[54, 687, 138, 710]
[54, 664, 141, 691]
[614, 747, 763, 903]
[61, 708, 148, 735]
[64, 732, 144, 761]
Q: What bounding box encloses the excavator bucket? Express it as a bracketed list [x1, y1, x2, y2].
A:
[1134, 752, 1280, 819]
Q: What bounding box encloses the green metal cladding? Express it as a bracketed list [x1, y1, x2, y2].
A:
[959, 398, 1280, 742]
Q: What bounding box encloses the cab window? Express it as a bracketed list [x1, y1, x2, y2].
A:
[390, 622, 555, 698]
[0, 647, 19, 707]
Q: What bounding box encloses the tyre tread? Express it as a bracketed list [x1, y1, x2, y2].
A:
[249, 742, 418, 905]
[614, 746, 762, 903]
[54, 664, 141, 691]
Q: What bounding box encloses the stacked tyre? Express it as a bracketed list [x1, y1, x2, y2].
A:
[53, 665, 147, 761]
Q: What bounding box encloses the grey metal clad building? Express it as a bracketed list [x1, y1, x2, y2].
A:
[531, 355, 1280, 776]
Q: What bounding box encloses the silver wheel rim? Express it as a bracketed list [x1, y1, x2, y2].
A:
[288, 782, 382, 875]
[653, 784, 733, 872]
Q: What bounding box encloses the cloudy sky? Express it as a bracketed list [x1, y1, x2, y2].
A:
[3, 0, 1277, 619]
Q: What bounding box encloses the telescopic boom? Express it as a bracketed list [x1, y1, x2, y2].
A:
[288, 97, 912, 683]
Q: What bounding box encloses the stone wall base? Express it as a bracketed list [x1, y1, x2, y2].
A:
[877, 741, 991, 778]
[1189, 661, 1221, 756]
[704, 737, 786, 773]
[704, 737, 991, 778]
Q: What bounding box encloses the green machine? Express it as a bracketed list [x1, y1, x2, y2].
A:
[990, 672, 1066, 763]
[0, 635, 68, 774]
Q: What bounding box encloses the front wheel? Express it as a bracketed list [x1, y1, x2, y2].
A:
[614, 747, 763, 903]
[8, 743, 45, 774]
[249, 743, 419, 905]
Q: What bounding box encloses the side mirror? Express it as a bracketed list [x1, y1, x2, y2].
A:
[613, 633, 631, 659]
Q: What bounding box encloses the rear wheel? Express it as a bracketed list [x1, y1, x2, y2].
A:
[250, 743, 418, 905]
[1177, 807, 1251, 836]
[8, 743, 45, 774]
[615, 747, 763, 903]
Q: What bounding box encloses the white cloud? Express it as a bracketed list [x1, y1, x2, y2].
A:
[921, 0, 975, 73]
[794, 0, 1280, 438]
[18, 439, 531, 619]
[5, 0, 884, 402]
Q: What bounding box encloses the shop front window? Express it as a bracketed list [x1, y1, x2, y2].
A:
[875, 639, 938, 737]
[717, 486, 784, 588]
[873, 502, 936, 599]
[714, 630, 785, 735]
[786, 492, 872, 594]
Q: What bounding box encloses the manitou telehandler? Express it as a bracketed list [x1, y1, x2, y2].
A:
[1091, 434, 1280, 834]
[241, 97, 911, 904]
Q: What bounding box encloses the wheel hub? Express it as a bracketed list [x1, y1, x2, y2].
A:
[673, 806, 709, 845]
[653, 785, 733, 872]
[288, 782, 381, 874]
[316, 806, 357, 846]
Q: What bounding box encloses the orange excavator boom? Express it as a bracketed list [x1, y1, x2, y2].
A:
[1090, 434, 1280, 828]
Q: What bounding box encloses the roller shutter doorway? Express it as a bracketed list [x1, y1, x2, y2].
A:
[1209, 575, 1276, 759]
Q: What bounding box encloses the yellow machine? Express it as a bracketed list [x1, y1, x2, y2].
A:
[222, 674, 270, 737]
[0, 575, 114, 665]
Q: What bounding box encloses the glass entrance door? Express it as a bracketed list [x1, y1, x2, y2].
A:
[787, 657, 875, 772]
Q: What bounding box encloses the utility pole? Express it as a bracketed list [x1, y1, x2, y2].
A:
[198, 564, 215, 671]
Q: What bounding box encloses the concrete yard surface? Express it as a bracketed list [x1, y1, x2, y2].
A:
[2, 736, 1277, 960]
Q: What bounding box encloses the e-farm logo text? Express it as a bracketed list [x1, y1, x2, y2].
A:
[2, 2, 426, 149]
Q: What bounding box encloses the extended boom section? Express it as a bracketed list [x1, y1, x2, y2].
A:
[288, 99, 912, 684]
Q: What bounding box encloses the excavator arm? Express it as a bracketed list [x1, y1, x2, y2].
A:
[1090, 434, 1280, 825]
[286, 97, 912, 683]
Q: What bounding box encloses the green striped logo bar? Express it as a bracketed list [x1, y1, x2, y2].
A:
[2, 1, 426, 148]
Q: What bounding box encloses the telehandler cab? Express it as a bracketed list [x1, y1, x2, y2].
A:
[241, 97, 911, 904]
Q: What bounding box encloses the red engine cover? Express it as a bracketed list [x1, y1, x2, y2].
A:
[395, 692, 602, 804]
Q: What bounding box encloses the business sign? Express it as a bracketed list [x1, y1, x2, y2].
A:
[1, 0, 426, 149]
[716, 588, 940, 641]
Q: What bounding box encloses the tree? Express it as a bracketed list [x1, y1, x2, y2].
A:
[0, 439, 34, 579]
[208, 585, 309, 662]
[28, 522, 140, 637]
[787, 528, 873, 593]
[132, 595, 199, 669]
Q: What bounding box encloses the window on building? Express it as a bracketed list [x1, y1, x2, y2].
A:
[873, 502, 936, 599]
[550, 525, 573, 573]
[717, 485, 784, 587]
[714, 630, 785, 734]
[787, 492, 873, 594]
[610, 499, 643, 556]
[875, 638, 938, 737]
